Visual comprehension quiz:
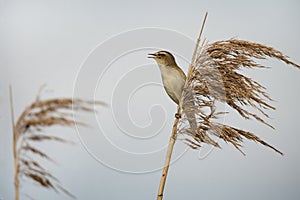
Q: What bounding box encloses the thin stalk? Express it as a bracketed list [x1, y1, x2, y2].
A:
[156, 12, 208, 200]
[157, 107, 181, 200]
[9, 85, 19, 200]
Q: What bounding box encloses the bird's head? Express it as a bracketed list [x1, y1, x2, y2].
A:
[148, 51, 177, 66]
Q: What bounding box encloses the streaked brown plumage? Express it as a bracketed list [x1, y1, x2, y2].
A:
[148, 51, 197, 130]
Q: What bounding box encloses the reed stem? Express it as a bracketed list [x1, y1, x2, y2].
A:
[9, 86, 19, 200]
[156, 12, 208, 200]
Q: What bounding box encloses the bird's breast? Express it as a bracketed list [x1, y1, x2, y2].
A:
[159, 65, 186, 104]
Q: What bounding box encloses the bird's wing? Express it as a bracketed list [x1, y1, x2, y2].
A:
[164, 85, 179, 104]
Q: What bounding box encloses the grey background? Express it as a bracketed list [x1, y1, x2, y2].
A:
[1, 0, 300, 199]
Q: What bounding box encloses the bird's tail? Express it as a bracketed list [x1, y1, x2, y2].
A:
[182, 101, 220, 148]
[182, 100, 197, 131]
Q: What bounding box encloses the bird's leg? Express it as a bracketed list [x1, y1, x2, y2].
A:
[175, 113, 181, 119]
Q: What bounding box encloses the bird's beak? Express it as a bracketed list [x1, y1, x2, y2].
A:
[147, 53, 157, 59]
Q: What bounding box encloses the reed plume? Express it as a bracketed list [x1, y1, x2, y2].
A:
[179, 39, 299, 155]
[157, 12, 299, 200]
[9, 87, 105, 200]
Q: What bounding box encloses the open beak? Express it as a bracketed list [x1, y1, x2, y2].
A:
[147, 53, 157, 59]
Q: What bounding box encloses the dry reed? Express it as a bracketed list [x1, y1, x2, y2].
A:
[156, 12, 209, 200]
[179, 39, 299, 155]
[157, 12, 299, 200]
[10, 88, 105, 200]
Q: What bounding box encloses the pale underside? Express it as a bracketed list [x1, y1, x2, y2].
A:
[159, 64, 186, 104]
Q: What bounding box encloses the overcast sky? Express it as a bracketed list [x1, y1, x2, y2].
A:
[1, 0, 300, 200]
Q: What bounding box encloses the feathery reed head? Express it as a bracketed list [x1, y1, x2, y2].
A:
[14, 96, 105, 199]
[178, 39, 299, 155]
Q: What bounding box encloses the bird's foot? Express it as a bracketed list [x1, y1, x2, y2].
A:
[175, 113, 181, 119]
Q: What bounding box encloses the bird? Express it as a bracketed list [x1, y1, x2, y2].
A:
[148, 50, 197, 131]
